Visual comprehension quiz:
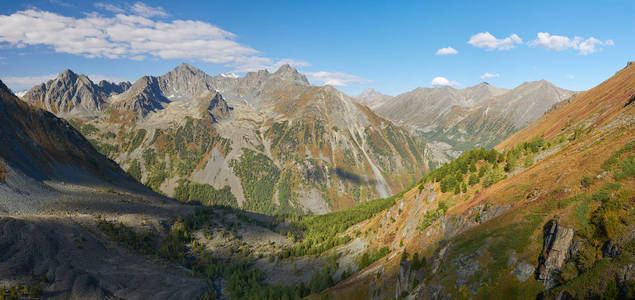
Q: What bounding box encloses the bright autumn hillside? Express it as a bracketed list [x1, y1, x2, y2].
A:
[314, 62, 634, 299]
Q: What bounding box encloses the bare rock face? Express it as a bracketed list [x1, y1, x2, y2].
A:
[396, 260, 414, 298]
[159, 63, 216, 99]
[512, 262, 535, 282]
[203, 92, 232, 122]
[110, 76, 168, 118]
[97, 80, 131, 96]
[271, 64, 310, 86]
[538, 220, 574, 289]
[22, 70, 107, 116]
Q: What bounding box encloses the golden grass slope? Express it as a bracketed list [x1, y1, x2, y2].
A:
[316, 62, 634, 299]
[498, 62, 634, 150]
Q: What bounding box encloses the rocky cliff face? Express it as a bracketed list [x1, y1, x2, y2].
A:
[21, 70, 133, 118]
[21, 70, 107, 116]
[538, 220, 575, 289]
[98, 80, 132, 96]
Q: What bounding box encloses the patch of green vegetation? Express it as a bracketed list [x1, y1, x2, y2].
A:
[614, 155, 634, 180]
[602, 140, 634, 171]
[230, 148, 280, 215]
[0, 161, 6, 181]
[97, 219, 156, 254]
[418, 201, 448, 230]
[142, 148, 158, 167]
[173, 179, 237, 207]
[152, 117, 230, 178]
[277, 172, 302, 215]
[128, 128, 147, 153]
[482, 166, 507, 187]
[144, 161, 168, 192]
[126, 159, 142, 181]
[356, 246, 390, 269]
[0, 283, 43, 299]
[423, 148, 500, 192]
[89, 139, 119, 157]
[283, 193, 399, 257]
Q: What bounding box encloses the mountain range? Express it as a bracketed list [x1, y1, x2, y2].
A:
[1, 61, 633, 299]
[21, 64, 428, 215]
[356, 80, 576, 159]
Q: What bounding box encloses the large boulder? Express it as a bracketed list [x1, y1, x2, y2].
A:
[537, 220, 574, 289]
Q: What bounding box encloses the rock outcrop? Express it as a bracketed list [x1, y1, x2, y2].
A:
[537, 220, 574, 289]
[396, 260, 415, 298]
[203, 92, 232, 122]
[512, 262, 535, 282]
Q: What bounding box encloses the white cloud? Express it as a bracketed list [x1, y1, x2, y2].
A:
[436, 47, 458, 55]
[131, 2, 168, 18]
[305, 71, 369, 86]
[480, 72, 500, 79]
[578, 37, 613, 55]
[529, 32, 614, 55]
[1, 74, 56, 90]
[0, 9, 271, 70]
[467, 32, 522, 50]
[566, 74, 575, 79]
[0, 8, 312, 74]
[95, 3, 124, 14]
[431, 76, 458, 86]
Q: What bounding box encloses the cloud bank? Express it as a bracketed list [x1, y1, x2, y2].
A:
[529, 32, 614, 55]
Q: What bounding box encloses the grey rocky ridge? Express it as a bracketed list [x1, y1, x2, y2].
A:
[21, 63, 429, 215]
[22, 69, 131, 118]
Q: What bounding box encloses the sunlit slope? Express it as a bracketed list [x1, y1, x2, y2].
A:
[315, 62, 634, 299]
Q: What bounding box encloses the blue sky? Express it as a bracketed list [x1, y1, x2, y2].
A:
[0, 0, 633, 95]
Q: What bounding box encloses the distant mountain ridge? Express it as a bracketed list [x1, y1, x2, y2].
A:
[356, 80, 575, 161]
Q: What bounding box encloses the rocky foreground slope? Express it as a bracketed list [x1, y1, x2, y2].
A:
[22, 64, 429, 215]
[0, 80, 211, 298]
[316, 63, 633, 299]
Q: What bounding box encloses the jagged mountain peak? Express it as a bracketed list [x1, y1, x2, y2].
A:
[357, 88, 385, 99]
[272, 64, 309, 85]
[355, 88, 393, 110]
[110, 75, 166, 117]
[169, 62, 208, 76]
[516, 79, 557, 90]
